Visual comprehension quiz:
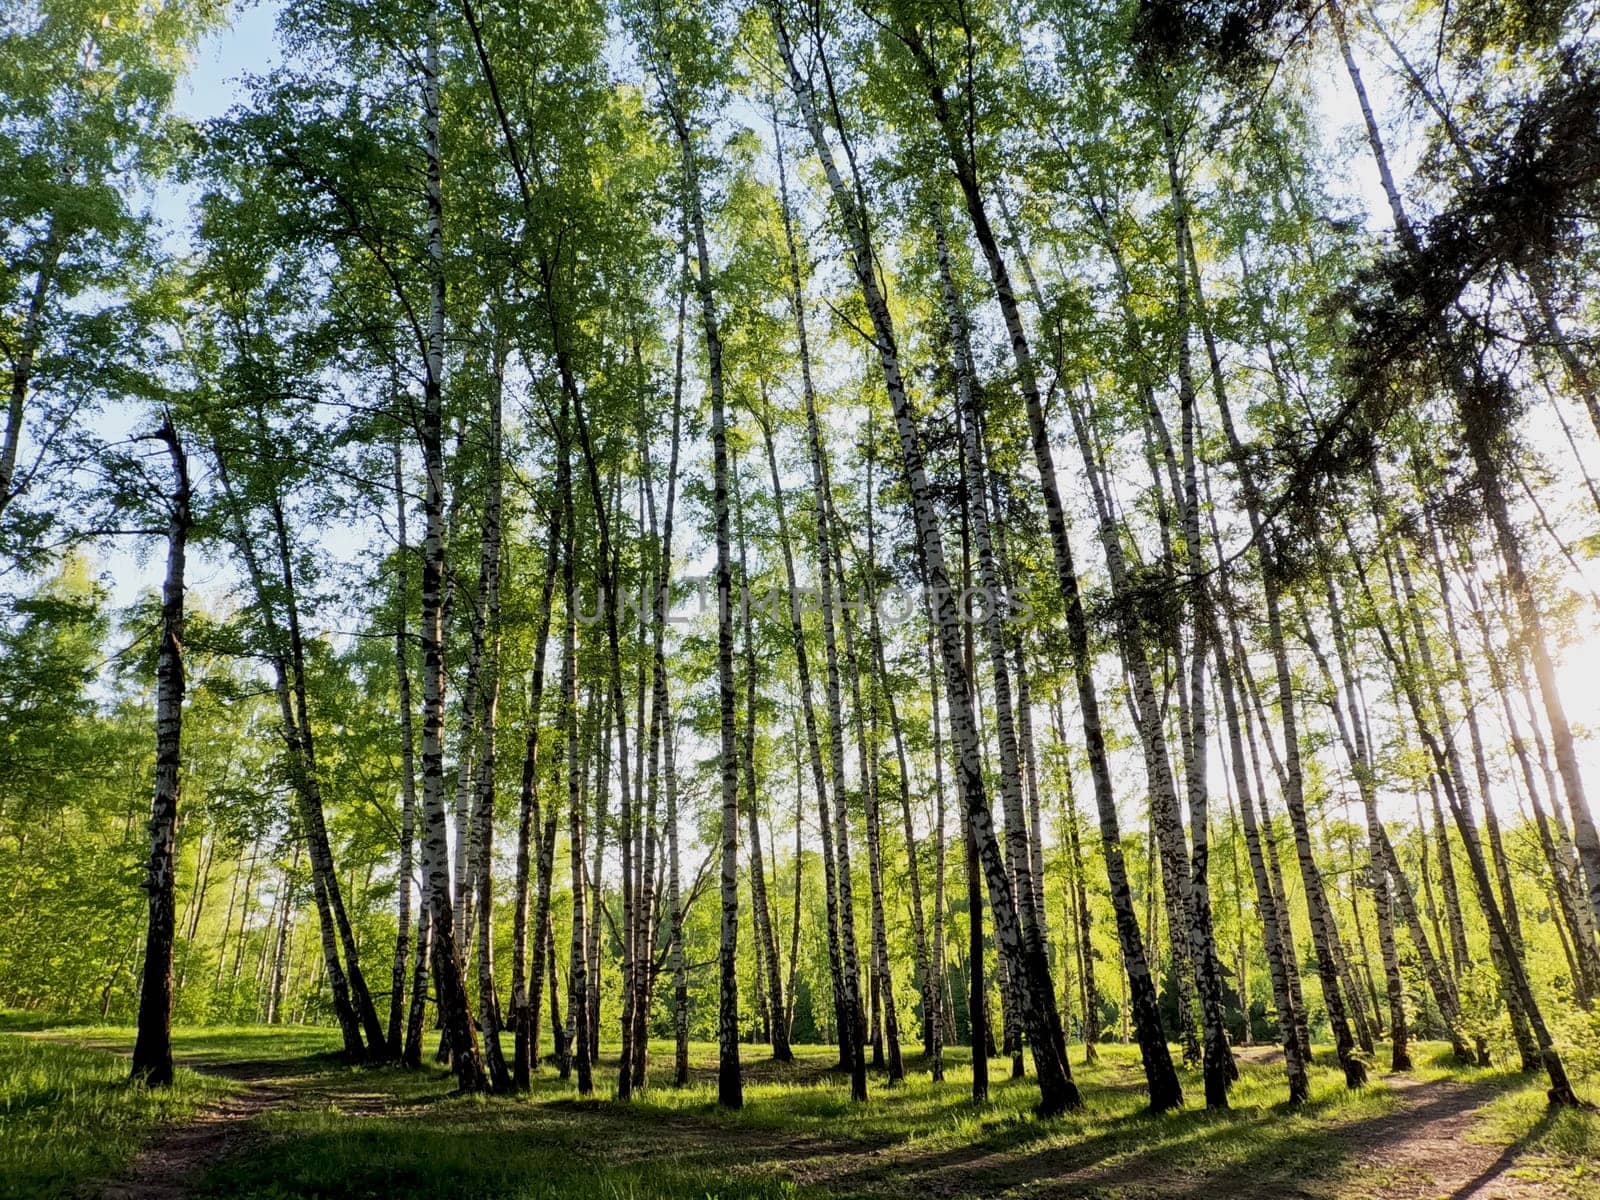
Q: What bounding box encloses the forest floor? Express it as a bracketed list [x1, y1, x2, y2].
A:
[2, 1022, 1597, 1200]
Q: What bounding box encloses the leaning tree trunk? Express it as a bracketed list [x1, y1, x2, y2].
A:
[212, 445, 364, 1059]
[1472, 425, 1600, 940]
[937, 213, 1059, 1082]
[1160, 143, 1240, 1102]
[985, 464, 1051, 1079]
[1330, 0, 1600, 973]
[945, 27, 1221, 1097]
[1350, 497, 1575, 1100]
[1232, 604, 1316, 1069]
[1466, 566, 1600, 1003]
[1428, 491, 1545, 1067]
[131, 419, 191, 1088]
[991, 158, 1188, 1114]
[1207, 326, 1366, 1088]
[1382, 496, 1537, 1065]
[1430, 513, 1554, 1046]
[1213, 650, 1309, 1101]
[767, 5, 1079, 1114]
[769, 118, 851, 1074]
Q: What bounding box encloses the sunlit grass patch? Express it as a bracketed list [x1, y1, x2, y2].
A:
[50, 1021, 347, 1065]
[0, 1033, 227, 1200]
[10, 1028, 1594, 1200]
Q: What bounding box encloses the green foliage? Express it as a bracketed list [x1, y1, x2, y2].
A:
[0, 0, 221, 563]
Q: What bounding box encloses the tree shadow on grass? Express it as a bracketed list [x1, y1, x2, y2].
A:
[1443, 1106, 1558, 1200]
[183, 1044, 1566, 1200]
[787, 1072, 1520, 1198]
[192, 1107, 807, 1200]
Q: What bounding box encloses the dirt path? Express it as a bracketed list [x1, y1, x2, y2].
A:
[1156, 1073, 1555, 1200]
[765, 1072, 1563, 1199]
[30, 1039, 325, 1200]
[523, 1059, 1573, 1200]
[98, 1065, 296, 1200]
[57, 1040, 1579, 1200]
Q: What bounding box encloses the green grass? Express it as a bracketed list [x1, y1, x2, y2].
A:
[184, 1038, 1590, 1200]
[0, 1032, 227, 1200]
[4, 1028, 1597, 1200]
[1467, 1063, 1600, 1199]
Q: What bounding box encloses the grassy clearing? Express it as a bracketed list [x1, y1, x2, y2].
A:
[184, 1037, 1596, 1200]
[4, 1027, 1597, 1199]
[0, 1033, 227, 1200]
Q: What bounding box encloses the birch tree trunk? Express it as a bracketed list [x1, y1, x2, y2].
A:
[1234, 627, 1316, 1067]
[990, 157, 1186, 1115]
[512, 512, 560, 1089]
[1204, 321, 1366, 1088]
[662, 67, 742, 1107]
[131, 420, 191, 1088]
[472, 342, 511, 1093]
[766, 5, 1079, 1113]
[212, 446, 365, 1059]
[769, 117, 852, 1073]
[417, 19, 487, 1091]
[937, 212, 1057, 1085]
[1464, 567, 1600, 1003]
[806, 385, 868, 1102]
[583, 679, 608, 1070]
[558, 390, 593, 1097]
[735, 450, 791, 1062]
[402, 887, 432, 1067]
[643, 238, 688, 1089]
[841, 463, 902, 1081]
[388, 442, 419, 1059]
[1351, 496, 1576, 1099]
[1377, 508, 1531, 1062]
[1309, 581, 1411, 1070]
[629, 415, 665, 1090]
[1159, 135, 1238, 1102]
[874, 578, 930, 1064]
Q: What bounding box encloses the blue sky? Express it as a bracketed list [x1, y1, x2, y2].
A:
[178, 0, 281, 121]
